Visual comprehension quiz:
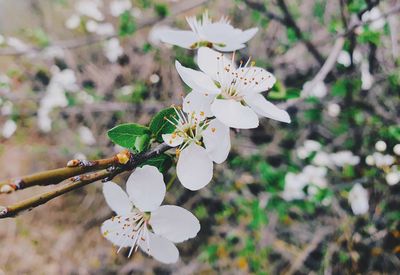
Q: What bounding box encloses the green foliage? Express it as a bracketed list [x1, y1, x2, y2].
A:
[119, 11, 136, 36]
[107, 123, 151, 152]
[348, 0, 367, 13]
[140, 153, 173, 174]
[357, 27, 381, 45]
[149, 107, 178, 142]
[154, 3, 169, 18]
[268, 81, 301, 100]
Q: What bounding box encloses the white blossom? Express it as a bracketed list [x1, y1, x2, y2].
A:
[2, 119, 17, 139]
[371, 152, 395, 167]
[148, 25, 173, 46]
[95, 23, 115, 36]
[75, 0, 104, 21]
[101, 166, 200, 264]
[110, 0, 132, 17]
[386, 166, 400, 186]
[327, 103, 341, 117]
[337, 50, 351, 67]
[302, 80, 327, 98]
[162, 107, 230, 190]
[103, 38, 123, 62]
[330, 151, 360, 166]
[175, 47, 290, 129]
[78, 126, 96, 145]
[65, 14, 81, 29]
[361, 60, 373, 90]
[394, 144, 400, 156]
[348, 183, 369, 215]
[160, 11, 258, 52]
[361, 7, 385, 31]
[282, 172, 307, 201]
[375, 140, 387, 152]
[6, 37, 29, 52]
[296, 140, 321, 159]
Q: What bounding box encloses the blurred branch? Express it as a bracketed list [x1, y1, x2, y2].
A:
[276, 0, 325, 65]
[0, 0, 208, 56]
[242, 0, 285, 24]
[0, 143, 171, 219]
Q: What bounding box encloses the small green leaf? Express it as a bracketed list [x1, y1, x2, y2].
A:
[119, 11, 136, 36]
[149, 107, 178, 142]
[108, 123, 150, 151]
[140, 154, 173, 174]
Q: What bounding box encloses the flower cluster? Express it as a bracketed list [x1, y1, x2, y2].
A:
[101, 11, 291, 263]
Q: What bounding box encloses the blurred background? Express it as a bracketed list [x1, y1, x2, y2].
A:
[0, 0, 399, 274]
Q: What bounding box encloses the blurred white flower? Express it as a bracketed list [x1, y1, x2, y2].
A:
[330, 151, 360, 166]
[86, 20, 99, 33]
[296, 139, 321, 159]
[76, 0, 104, 21]
[337, 50, 351, 67]
[361, 7, 385, 31]
[375, 140, 387, 152]
[313, 151, 333, 167]
[302, 80, 327, 98]
[282, 172, 307, 201]
[149, 74, 160, 84]
[73, 152, 87, 160]
[371, 152, 395, 167]
[101, 166, 200, 264]
[361, 60, 373, 90]
[352, 49, 363, 64]
[103, 38, 123, 62]
[348, 183, 369, 215]
[2, 119, 17, 139]
[327, 103, 341, 117]
[95, 23, 115, 36]
[148, 25, 173, 46]
[110, 0, 132, 17]
[160, 11, 258, 52]
[176, 47, 290, 129]
[65, 14, 81, 29]
[282, 165, 327, 201]
[6, 37, 29, 52]
[394, 144, 400, 156]
[386, 167, 400, 186]
[365, 155, 375, 166]
[42, 46, 65, 59]
[162, 107, 230, 190]
[78, 126, 96, 146]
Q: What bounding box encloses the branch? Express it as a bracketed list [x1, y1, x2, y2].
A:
[0, 0, 209, 56]
[0, 143, 171, 219]
[0, 150, 131, 193]
[276, 0, 325, 65]
[242, 0, 285, 24]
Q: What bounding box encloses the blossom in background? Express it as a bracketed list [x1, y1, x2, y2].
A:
[162, 107, 230, 190]
[175, 47, 290, 129]
[160, 11, 258, 52]
[361, 7, 385, 31]
[2, 119, 17, 139]
[386, 166, 400, 186]
[75, 0, 104, 21]
[313, 150, 360, 168]
[296, 139, 321, 159]
[302, 80, 328, 98]
[78, 126, 96, 146]
[366, 152, 395, 168]
[282, 165, 327, 201]
[337, 50, 351, 67]
[348, 183, 369, 215]
[101, 165, 200, 264]
[327, 103, 341, 117]
[110, 0, 132, 17]
[103, 38, 123, 62]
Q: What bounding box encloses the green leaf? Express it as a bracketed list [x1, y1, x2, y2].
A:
[107, 123, 150, 151]
[140, 154, 173, 174]
[119, 11, 136, 36]
[149, 107, 178, 142]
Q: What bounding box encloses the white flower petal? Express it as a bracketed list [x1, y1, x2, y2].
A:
[244, 93, 291, 123]
[101, 217, 131, 247]
[211, 99, 259, 129]
[237, 27, 258, 44]
[177, 143, 213, 190]
[126, 165, 166, 212]
[160, 29, 198, 49]
[175, 61, 220, 94]
[144, 232, 179, 264]
[103, 182, 132, 216]
[203, 119, 231, 164]
[150, 205, 200, 243]
[182, 91, 214, 118]
[236, 67, 276, 94]
[197, 47, 234, 81]
[162, 133, 184, 147]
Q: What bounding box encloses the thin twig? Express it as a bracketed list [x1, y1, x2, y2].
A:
[0, 151, 130, 193]
[0, 143, 171, 219]
[0, 0, 208, 56]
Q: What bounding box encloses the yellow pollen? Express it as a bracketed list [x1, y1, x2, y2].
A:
[211, 128, 216, 133]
